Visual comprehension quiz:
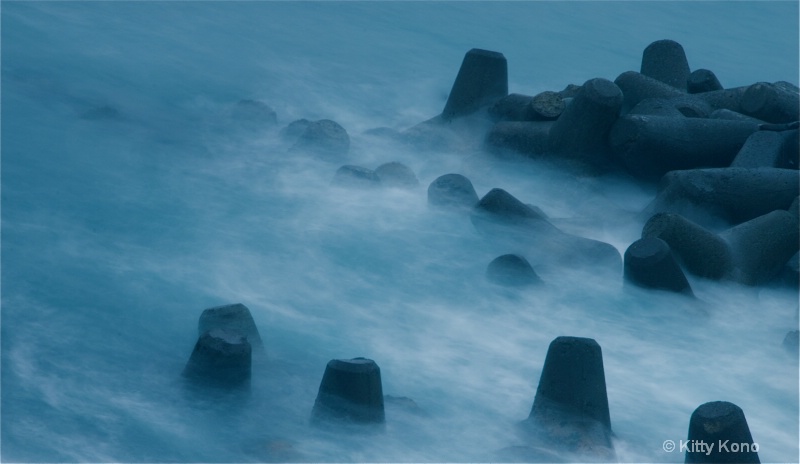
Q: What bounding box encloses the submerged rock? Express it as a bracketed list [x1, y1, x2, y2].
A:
[402, 111, 495, 153]
[473, 188, 548, 226]
[280, 118, 312, 141]
[291, 119, 350, 158]
[486, 254, 542, 287]
[231, 99, 278, 128]
[374, 162, 419, 188]
[427, 173, 479, 210]
[332, 165, 381, 188]
[362, 126, 404, 142]
[183, 329, 252, 389]
[471, 188, 622, 275]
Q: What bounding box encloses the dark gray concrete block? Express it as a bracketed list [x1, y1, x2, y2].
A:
[643, 168, 800, 227]
[624, 237, 693, 295]
[731, 130, 798, 169]
[615, 71, 684, 114]
[485, 121, 553, 158]
[687, 69, 723, 94]
[642, 213, 733, 279]
[741, 82, 800, 124]
[721, 210, 800, 285]
[183, 329, 252, 388]
[473, 188, 549, 226]
[311, 358, 385, 425]
[531, 91, 566, 120]
[695, 86, 751, 113]
[685, 402, 760, 463]
[779, 129, 798, 169]
[558, 84, 583, 99]
[628, 97, 711, 118]
[489, 93, 536, 122]
[789, 196, 799, 217]
[547, 78, 623, 167]
[471, 189, 622, 275]
[641, 39, 691, 91]
[521, 336, 615, 460]
[709, 109, 766, 124]
[530, 336, 611, 429]
[610, 115, 759, 180]
[198, 303, 263, 348]
[670, 96, 713, 118]
[628, 98, 686, 118]
[442, 48, 508, 121]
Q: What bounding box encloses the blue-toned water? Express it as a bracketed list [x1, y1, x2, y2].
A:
[2, 2, 798, 462]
